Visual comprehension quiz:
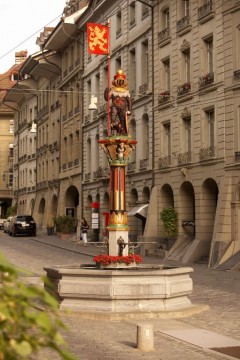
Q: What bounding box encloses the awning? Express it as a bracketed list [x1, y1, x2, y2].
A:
[128, 204, 149, 220]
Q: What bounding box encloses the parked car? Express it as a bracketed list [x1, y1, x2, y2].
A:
[0, 218, 6, 230]
[3, 216, 13, 233]
[8, 215, 36, 237]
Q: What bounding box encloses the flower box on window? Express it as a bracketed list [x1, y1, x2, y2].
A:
[177, 82, 191, 96]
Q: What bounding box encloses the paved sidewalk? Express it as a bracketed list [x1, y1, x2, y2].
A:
[28, 232, 240, 359]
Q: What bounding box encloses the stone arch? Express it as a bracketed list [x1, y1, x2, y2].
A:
[84, 194, 93, 227]
[130, 188, 138, 205]
[38, 197, 46, 229]
[142, 186, 150, 203]
[159, 183, 174, 210]
[29, 198, 35, 216]
[232, 181, 240, 242]
[64, 185, 79, 218]
[200, 178, 218, 242]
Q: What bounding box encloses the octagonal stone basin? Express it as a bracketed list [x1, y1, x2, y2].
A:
[44, 264, 194, 316]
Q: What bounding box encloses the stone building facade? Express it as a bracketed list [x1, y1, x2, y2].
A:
[152, 0, 240, 266]
[0, 52, 28, 218]
[77, 0, 153, 241]
[3, 0, 240, 267]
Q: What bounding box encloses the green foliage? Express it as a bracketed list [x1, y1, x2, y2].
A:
[54, 215, 76, 234]
[0, 253, 76, 360]
[6, 205, 17, 218]
[160, 207, 178, 238]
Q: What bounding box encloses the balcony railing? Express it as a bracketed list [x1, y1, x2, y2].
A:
[198, 1, 213, 22]
[158, 28, 170, 44]
[84, 114, 90, 123]
[233, 70, 240, 81]
[158, 155, 171, 168]
[93, 167, 109, 178]
[130, 89, 136, 100]
[37, 105, 49, 119]
[85, 172, 91, 182]
[139, 158, 148, 169]
[177, 151, 192, 165]
[199, 146, 215, 160]
[176, 16, 190, 33]
[159, 91, 170, 104]
[199, 72, 214, 88]
[177, 82, 191, 96]
[139, 83, 148, 95]
[235, 151, 240, 162]
[73, 158, 79, 166]
[127, 161, 136, 172]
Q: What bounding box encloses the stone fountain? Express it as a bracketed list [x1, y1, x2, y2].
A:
[44, 70, 195, 318]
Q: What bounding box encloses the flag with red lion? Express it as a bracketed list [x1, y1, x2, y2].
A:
[87, 23, 109, 55]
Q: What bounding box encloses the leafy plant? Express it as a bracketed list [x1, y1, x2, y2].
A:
[54, 215, 76, 234]
[6, 205, 17, 218]
[0, 253, 76, 360]
[160, 207, 178, 238]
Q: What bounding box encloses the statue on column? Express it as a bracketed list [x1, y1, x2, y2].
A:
[104, 69, 131, 136]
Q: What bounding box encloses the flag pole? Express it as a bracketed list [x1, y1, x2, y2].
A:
[107, 19, 111, 136]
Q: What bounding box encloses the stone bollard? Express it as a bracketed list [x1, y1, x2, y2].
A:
[137, 323, 154, 351]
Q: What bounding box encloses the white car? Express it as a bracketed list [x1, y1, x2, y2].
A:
[3, 217, 13, 233]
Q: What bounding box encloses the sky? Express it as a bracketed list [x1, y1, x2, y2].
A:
[0, 0, 66, 74]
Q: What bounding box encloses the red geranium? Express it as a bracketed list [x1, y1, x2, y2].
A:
[93, 254, 143, 266]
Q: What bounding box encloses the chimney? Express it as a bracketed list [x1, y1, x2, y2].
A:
[15, 50, 28, 64]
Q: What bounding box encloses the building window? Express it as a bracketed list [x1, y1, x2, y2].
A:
[183, 0, 190, 16]
[9, 119, 14, 134]
[162, 7, 170, 30]
[183, 49, 191, 83]
[163, 122, 171, 157]
[142, 113, 149, 159]
[115, 56, 122, 73]
[95, 73, 100, 100]
[236, 26, 240, 71]
[141, 40, 149, 85]
[129, 118, 136, 162]
[162, 57, 170, 91]
[102, 65, 108, 95]
[178, 116, 192, 164]
[87, 79, 91, 114]
[86, 138, 91, 174]
[204, 36, 213, 73]
[200, 108, 215, 159]
[129, 2, 136, 27]
[129, 48, 136, 91]
[116, 11, 122, 38]
[141, 3, 149, 19]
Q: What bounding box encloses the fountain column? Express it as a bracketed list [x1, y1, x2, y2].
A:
[99, 138, 136, 256]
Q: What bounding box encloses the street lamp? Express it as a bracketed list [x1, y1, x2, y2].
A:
[88, 95, 98, 110]
[29, 121, 36, 133]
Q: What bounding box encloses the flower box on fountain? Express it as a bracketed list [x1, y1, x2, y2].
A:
[93, 254, 143, 269]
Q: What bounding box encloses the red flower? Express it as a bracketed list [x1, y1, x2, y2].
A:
[93, 254, 143, 266]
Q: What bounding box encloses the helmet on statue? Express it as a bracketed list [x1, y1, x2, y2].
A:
[112, 69, 128, 89]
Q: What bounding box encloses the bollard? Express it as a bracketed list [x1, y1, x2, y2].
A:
[137, 323, 154, 351]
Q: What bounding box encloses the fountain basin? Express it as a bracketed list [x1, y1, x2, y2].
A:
[44, 264, 194, 314]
